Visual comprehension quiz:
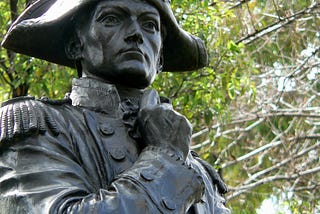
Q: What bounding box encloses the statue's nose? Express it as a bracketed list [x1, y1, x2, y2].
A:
[124, 21, 143, 44]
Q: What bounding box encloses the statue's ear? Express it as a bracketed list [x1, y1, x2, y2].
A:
[65, 34, 82, 60]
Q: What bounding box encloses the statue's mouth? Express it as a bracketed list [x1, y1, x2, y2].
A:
[120, 48, 145, 61]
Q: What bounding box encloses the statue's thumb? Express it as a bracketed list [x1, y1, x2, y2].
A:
[139, 89, 160, 109]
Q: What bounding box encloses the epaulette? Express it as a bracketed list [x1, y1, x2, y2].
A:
[0, 96, 62, 144]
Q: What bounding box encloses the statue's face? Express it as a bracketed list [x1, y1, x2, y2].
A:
[77, 0, 162, 88]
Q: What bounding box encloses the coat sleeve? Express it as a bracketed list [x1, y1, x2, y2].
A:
[0, 101, 205, 214]
[0, 137, 204, 213]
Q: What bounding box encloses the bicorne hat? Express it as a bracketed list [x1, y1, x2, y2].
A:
[1, 0, 208, 71]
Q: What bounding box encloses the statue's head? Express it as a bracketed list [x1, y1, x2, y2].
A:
[2, 0, 207, 89]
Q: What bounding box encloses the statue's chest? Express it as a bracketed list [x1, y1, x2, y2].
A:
[82, 110, 139, 184]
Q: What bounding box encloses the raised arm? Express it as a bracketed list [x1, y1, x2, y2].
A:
[0, 98, 205, 213]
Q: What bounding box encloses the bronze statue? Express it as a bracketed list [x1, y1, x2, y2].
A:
[0, 0, 230, 213]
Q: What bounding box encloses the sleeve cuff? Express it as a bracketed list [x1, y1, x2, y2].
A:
[118, 146, 205, 213]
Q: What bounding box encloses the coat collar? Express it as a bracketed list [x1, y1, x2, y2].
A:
[70, 78, 123, 116]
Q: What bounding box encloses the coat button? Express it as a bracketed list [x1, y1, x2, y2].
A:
[140, 169, 156, 181]
[99, 124, 114, 135]
[109, 147, 126, 161]
[161, 197, 176, 210]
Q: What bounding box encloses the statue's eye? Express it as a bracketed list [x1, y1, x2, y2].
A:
[97, 14, 120, 26]
[104, 15, 120, 25]
[142, 20, 159, 32]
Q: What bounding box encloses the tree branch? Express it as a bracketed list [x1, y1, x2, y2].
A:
[10, 0, 18, 21]
[191, 108, 320, 149]
[221, 134, 320, 168]
[235, 2, 320, 45]
[227, 166, 320, 200]
[228, 0, 251, 10]
[242, 139, 320, 184]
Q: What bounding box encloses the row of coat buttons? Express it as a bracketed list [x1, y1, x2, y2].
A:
[98, 119, 178, 211]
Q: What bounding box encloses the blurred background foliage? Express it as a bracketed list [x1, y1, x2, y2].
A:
[1, 0, 319, 213]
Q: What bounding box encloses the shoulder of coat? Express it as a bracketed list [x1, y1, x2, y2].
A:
[0, 96, 70, 144]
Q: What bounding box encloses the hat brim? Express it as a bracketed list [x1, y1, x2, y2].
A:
[2, 0, 208, 71]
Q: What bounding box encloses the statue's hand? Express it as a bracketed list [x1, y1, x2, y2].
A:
[137, 90, 192, 160]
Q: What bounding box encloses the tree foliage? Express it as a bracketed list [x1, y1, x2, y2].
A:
[1, 0, 319, 213]
[0, 0, 77, 100]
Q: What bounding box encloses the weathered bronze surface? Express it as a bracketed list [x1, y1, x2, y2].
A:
[0, 0, 230, 213]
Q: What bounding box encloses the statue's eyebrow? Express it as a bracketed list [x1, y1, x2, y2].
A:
[139, 11, 159, 18]
[94, 5, 128, 20]
[94, 4, 159, 20]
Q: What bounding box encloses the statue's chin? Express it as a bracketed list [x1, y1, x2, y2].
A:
[109, 64, 154, 89]
[115, 75, 152, 89]
[101, 71, 152, 89]
[81, 59, 156, 89]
